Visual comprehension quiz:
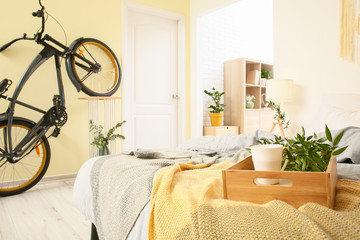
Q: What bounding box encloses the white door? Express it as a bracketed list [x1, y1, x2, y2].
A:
[123, 10, 179, 151]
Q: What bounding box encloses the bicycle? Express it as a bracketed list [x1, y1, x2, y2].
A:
[0, 0, 121, 196]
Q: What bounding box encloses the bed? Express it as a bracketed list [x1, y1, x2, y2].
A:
[73, 94, 360, 240]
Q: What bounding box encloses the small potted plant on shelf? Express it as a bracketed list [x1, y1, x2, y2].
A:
[246, 95, 256, 109]
[89, 120, 126, 156]
[204, 87, 225, 126]
[257, 125, 348, 172]
[261, 69, 273, 85]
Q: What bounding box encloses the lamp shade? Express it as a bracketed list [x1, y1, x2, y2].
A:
[266, 79, 294, 103]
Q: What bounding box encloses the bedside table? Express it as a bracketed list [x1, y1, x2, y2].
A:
[203, 126, 239, 136]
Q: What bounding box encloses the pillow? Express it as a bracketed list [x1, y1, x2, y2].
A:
[178, 130, 275, 153]
[311, 106, 360, 133]
[316, 126, 360, 164]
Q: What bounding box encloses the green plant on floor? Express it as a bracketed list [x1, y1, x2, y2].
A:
[89, 120, 126, 155]
[204, 87, 225, 113]
[268, 100, 290, 129]
[257, 125, 348, 172]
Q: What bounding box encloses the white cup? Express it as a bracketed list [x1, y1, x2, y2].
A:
[250, 144, 283, 185]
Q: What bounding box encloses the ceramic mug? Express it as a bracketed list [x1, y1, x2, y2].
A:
[250, 144, 283, 185]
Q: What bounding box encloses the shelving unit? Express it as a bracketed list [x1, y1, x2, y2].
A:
[224, 58, 274, 134]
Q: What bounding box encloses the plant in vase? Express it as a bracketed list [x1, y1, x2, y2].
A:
[89, 120, 126, 156]
[257, 125, 348, 172]
[204, 87, 225, 126]
[246, 95, 255, 109]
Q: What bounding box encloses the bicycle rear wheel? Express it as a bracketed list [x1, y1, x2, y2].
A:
[0, 119, 51, 196]
[66, 38, 121, 96]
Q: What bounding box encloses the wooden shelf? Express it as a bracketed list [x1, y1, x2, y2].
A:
[224, 58, 274, 134]
[203, 126, 239, 136]
[78, 96, 121, 100]
[245, 84, 261, 88]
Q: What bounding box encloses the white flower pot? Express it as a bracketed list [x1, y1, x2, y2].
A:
[250, 144, 283, 185]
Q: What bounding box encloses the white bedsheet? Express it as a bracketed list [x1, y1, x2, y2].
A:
[73, 156, 150, 240]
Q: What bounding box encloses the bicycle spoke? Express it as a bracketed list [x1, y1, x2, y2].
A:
[80, 43, 97, 64]
[80, 71, 94, 83]
[0, 160, 6, 168]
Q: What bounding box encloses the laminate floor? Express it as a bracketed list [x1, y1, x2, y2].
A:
[0, 178, 91, 240]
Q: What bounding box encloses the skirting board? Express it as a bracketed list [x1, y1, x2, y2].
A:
[39, 173, 77, 184]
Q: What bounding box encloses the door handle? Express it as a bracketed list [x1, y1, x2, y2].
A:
[172, 94, 180, 99]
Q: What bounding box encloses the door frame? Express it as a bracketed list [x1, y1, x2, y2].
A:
[122, 0, 186, 150]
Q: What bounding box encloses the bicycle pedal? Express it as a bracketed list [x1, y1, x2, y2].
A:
[52, 128, 61, 137]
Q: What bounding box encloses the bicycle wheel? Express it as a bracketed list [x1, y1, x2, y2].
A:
[66, 38, 121, 96]
[0, 119, 51, 196]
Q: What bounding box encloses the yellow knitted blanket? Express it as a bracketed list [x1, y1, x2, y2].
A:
[148, 161, 360, 239]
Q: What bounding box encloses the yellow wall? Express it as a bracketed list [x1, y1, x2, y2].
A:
[274, 0, 360, 134]
[0, 0, 190, 176]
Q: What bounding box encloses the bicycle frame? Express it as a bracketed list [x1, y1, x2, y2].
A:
[2, 34, 99, 160]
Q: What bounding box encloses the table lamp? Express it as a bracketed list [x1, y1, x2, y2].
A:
[266, 79, 294, 137]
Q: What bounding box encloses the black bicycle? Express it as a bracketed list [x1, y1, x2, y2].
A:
[0, 0, 121, 196]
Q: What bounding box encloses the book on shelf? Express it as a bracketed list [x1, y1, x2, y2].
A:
[246, 70, 260, 85]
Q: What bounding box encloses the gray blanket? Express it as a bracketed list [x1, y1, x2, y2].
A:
[91, 154, 182, 240]
[90, 149, 250, 240]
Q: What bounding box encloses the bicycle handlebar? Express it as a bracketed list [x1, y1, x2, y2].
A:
[0, 34, 35, 52]
[0, 0, 45, 53]
[0, 41, 15, 52]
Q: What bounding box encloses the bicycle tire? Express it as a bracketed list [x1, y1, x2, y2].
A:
[0, 119, 51, 196]
[66, 38, 121, 96]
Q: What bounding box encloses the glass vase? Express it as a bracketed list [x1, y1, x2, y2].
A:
[99, 146, 110, 156]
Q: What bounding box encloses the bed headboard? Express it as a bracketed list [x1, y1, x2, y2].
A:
[311, 93, 360, 132]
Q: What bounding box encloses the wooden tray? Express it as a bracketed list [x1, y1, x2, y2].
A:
[222, 155, 337, 209]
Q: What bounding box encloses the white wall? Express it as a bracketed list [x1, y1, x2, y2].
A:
[198, 0, 273, 125]
[190, 0, 240, 137]
[274, 0, 360, 135]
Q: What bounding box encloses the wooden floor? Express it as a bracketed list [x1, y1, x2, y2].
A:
[0, 178, 91, 240]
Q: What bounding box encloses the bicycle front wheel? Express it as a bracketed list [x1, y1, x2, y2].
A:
[0, 119, 51, 196]
[66, 38, 121, 96]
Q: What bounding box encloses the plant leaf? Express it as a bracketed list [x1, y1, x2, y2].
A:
[302, 127, 305, 137]
[333, 146, 348, 156]
[333, 130, 344, 146]
[325, 125, 332, 142]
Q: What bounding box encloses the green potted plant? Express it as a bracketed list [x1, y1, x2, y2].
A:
[89, 120, 126, 156]
[261, 69, 273, 79]
[204, 87, 225, 126]
[246, 95, 255, 109]
[261, 69, 273, 85]
[257, 125, 348, 172]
